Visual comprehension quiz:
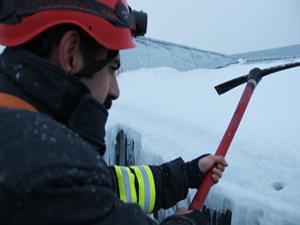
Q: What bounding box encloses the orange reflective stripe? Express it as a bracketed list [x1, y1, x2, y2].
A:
[0, 93, 38, 112]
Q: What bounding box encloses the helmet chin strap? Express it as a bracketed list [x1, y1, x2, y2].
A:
[74, 50, 119, 79]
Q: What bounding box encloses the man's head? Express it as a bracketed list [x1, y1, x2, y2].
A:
[48, 25, 122, 109]
[0, 0, 147, 108]
[22, 24, 121, 109]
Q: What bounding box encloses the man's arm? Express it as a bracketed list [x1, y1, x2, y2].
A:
[109, 154, 227, 213]
[0, 109, 208, 225]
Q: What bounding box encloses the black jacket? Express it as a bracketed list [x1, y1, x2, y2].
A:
[0, 48, 207, 225]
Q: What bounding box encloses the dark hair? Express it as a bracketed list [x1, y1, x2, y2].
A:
[21, 24, 103, 65]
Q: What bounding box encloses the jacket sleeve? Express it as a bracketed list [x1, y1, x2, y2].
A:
[109, 157, 206, 213]
[109, 164, 158, 214]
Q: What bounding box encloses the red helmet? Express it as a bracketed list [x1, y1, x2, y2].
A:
[0, 0, 147, 50]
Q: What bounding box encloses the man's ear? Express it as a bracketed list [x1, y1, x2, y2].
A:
[51, 30, 84, 73]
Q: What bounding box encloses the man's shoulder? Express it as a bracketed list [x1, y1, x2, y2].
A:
[0, 107, 91, 152]
[0, 108, 110, 188]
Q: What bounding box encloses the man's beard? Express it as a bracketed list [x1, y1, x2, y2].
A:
[103, 96, 113, 110]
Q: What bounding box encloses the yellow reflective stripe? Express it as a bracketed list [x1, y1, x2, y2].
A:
[144, 166, 156, 213]
[131, 166, 145, 209]
[114, 166, 127, 202]
[130, 166, 156, 214]
[126, 167, 137, 203]
[139, 166, 152, 213]
[114, 166, 137, 204]
[120, 167, 132, 202]
[116, 165, 156, 213]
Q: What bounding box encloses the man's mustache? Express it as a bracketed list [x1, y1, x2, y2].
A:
[103, 96, 113, 110]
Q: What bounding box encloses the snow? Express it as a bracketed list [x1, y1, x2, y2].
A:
[105, 59, 300, 224]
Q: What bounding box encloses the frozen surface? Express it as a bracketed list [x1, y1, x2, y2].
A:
[106, 59, 300, 225]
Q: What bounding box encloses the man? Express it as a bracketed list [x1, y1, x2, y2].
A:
[0, 0, 227, 224]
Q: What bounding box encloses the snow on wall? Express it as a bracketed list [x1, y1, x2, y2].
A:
[120, 37, 237, 73]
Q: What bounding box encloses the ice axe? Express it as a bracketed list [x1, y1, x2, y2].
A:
[189, 61, 300, 210]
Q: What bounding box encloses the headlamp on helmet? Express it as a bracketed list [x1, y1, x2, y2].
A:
[0, 0, 148, 49]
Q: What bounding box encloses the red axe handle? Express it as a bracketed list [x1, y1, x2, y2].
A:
[189, 81, 257, 210]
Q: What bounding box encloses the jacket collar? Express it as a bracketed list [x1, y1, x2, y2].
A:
[0, 48, 108, 154]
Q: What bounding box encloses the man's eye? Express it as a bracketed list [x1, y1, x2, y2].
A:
[110, 66, 119, 71]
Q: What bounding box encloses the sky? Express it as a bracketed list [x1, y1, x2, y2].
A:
[128, 0, 300, 54]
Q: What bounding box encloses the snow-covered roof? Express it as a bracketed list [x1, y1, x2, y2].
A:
[232, 44, 300, 63]
[120, 37, 237, 73]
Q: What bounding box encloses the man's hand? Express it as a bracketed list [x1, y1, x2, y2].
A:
[175, 207, 193, 215]
[174, 207, 208, 224]
[198, 155, 228, 183]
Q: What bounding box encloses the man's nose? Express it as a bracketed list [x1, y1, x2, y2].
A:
[109, 76, 120, 100]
